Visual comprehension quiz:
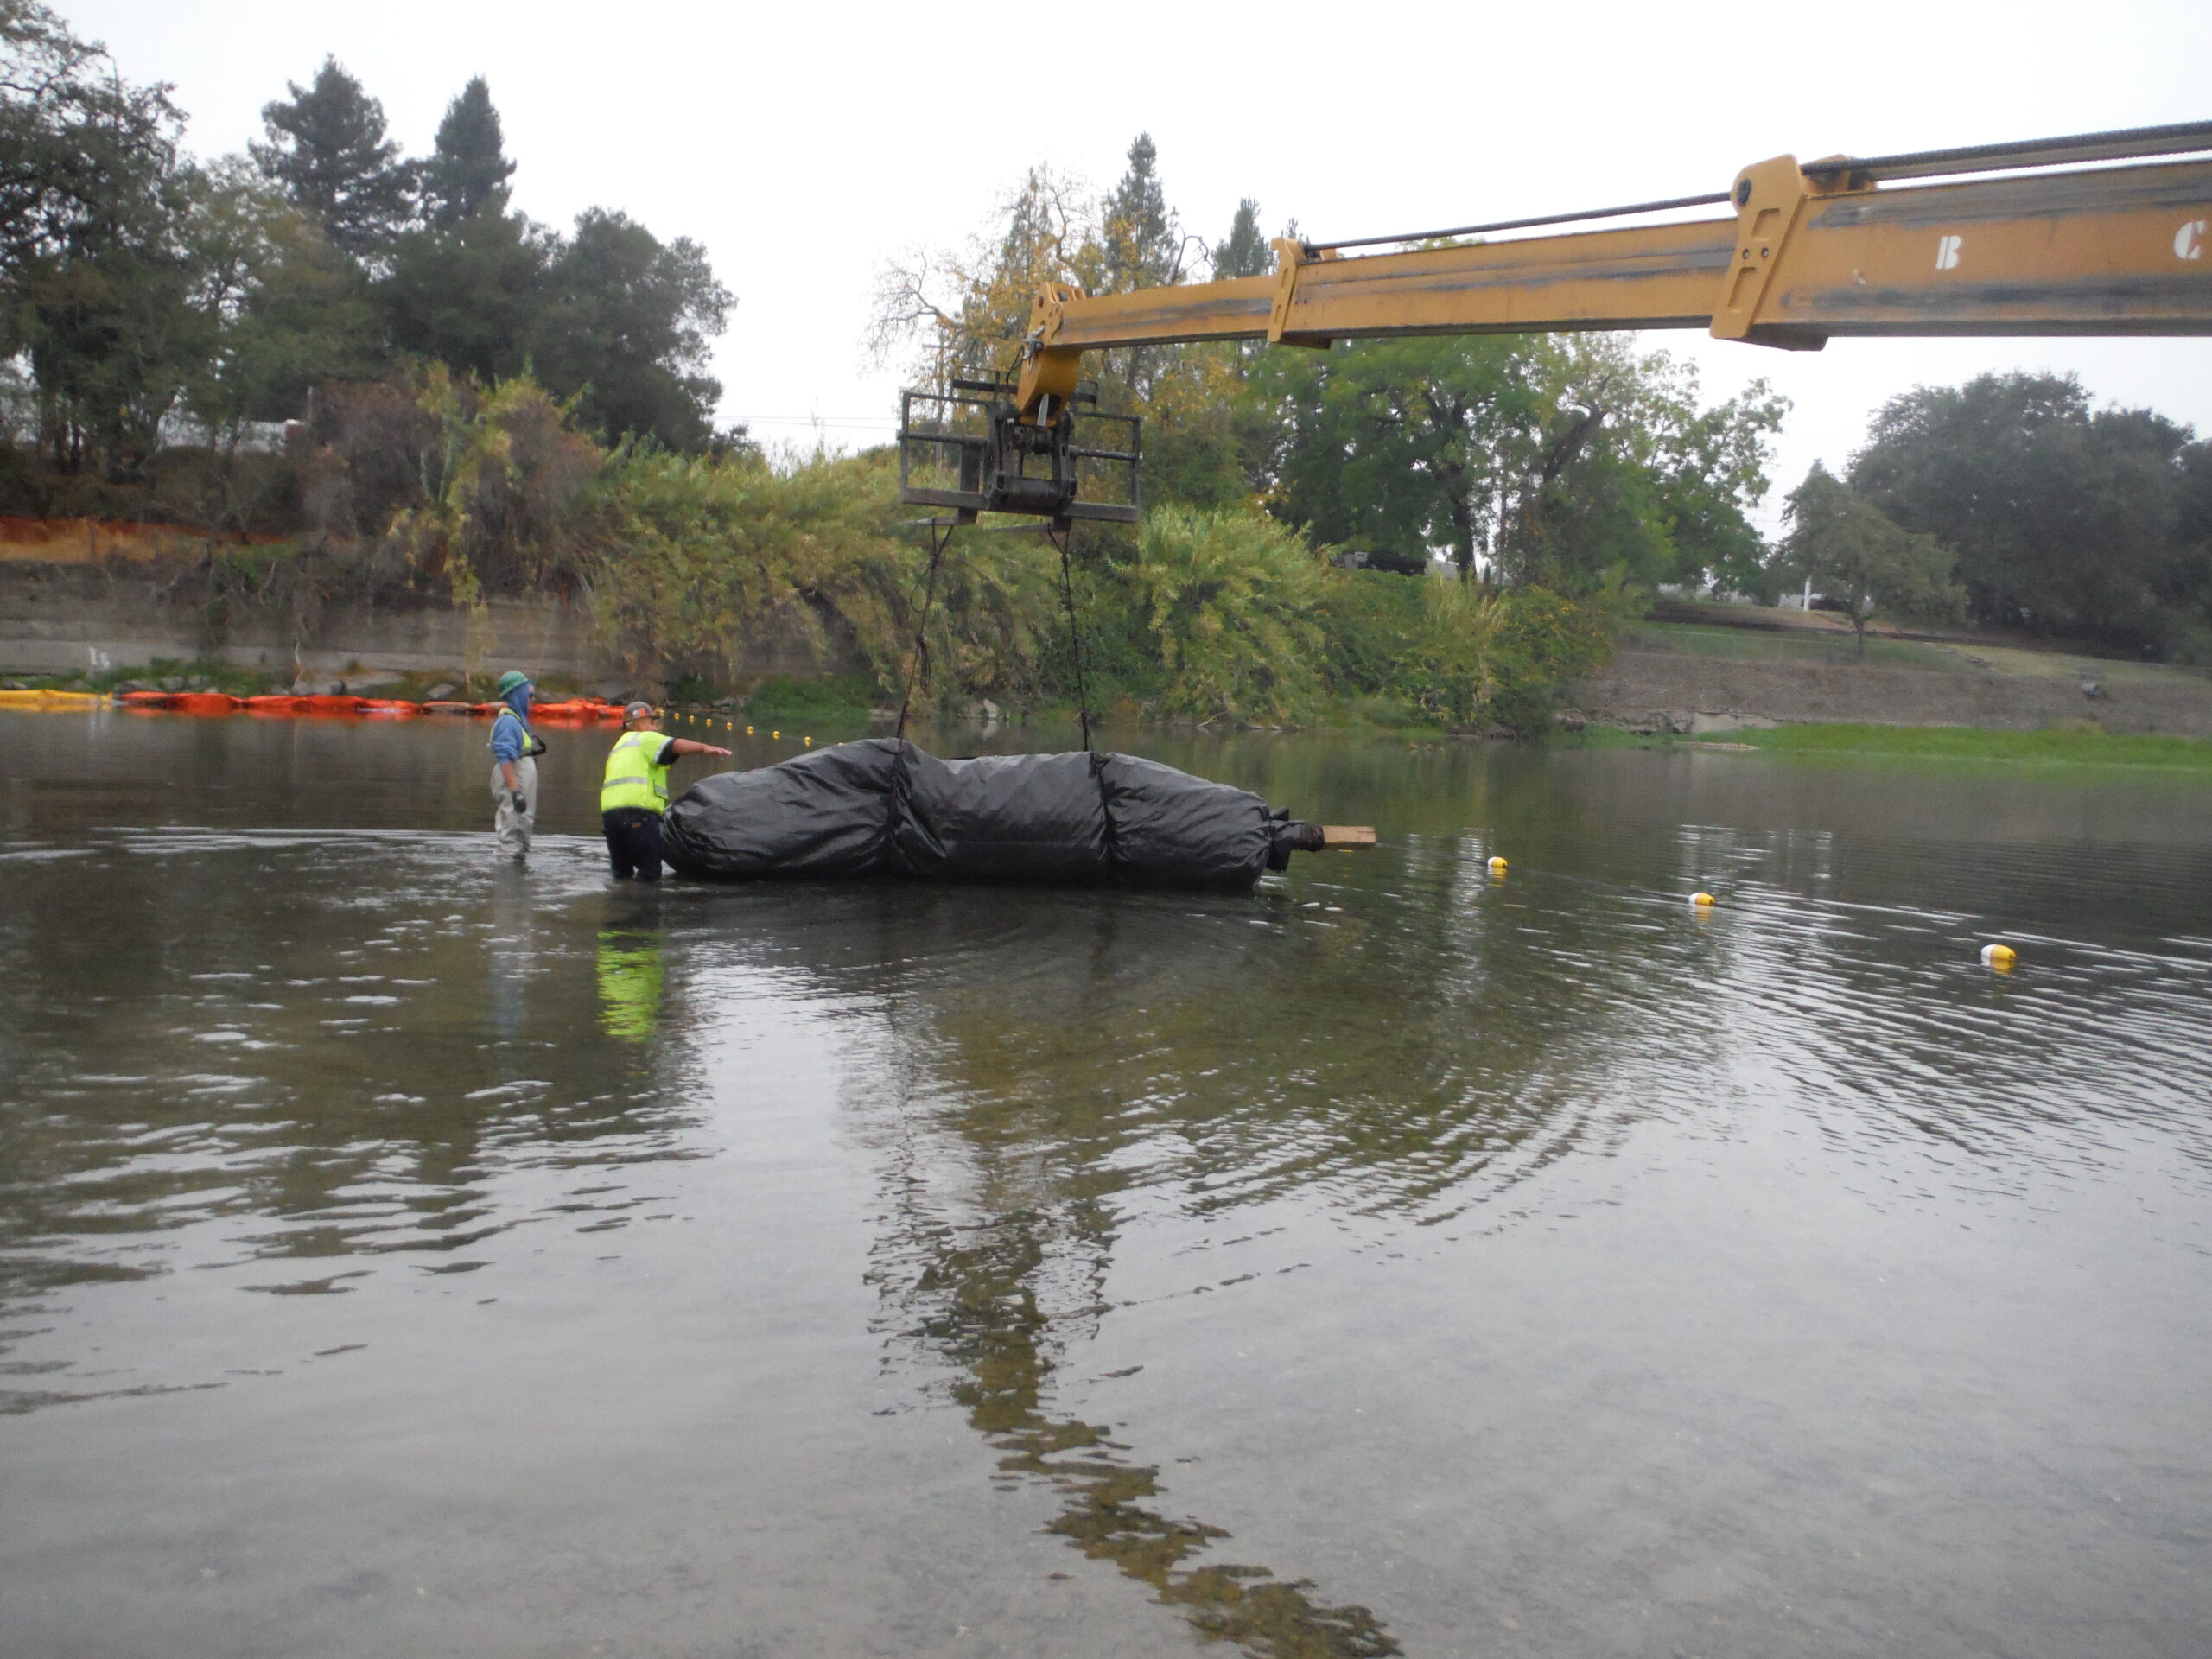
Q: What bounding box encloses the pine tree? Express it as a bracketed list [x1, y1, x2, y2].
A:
[251, 57, 413, 260]
[423, 77, 515, 229]
[1103, 132, 1181, 292]
[1213, 198, 1269, 278]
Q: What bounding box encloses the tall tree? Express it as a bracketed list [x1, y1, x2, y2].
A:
[1257, 332, 1783, 589]
[422, 76, 513, 229]
[251, 57, 413, 260]
[867, 166, 1097, 393]
[531, 207, 733, 449]
[1257, 333, 1538, 575]
[1212, 197, 1268, 278]
[0, 1, 200, 473]
[1779, 463, 1963, 656]
[180, 158, 378, 433]
[1508, 338, 1785, 594]
[1101, 133, 1180, 291]
[377, 207, 548, 384]
[370, 72, 538, 391]
[1849, 372, 2198, 649]
[1102, 134, 1185, 405]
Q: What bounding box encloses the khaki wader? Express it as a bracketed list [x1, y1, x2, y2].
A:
[491, 754, 537, 858]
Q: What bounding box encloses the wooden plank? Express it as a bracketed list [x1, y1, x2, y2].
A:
[1321, 825, 1376, 849]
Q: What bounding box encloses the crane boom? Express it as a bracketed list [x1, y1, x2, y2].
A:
[898, 121, 2212, 526]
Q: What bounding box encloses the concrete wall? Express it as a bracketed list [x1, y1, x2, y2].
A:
[0, 560, 859, 687]
[1578, 648, 2212, 738]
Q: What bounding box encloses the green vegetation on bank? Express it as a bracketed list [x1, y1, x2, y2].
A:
[3, 654, 601, 701]
[1577, 721, 2212, 773]
[1759, 378, 2212, 663]
[740, 674, 880, 726]
[10, 4, 2209, 735]
[0, 2, 732, 516]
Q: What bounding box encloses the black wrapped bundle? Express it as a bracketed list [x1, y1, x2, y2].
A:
[662, 738, 1323, 892]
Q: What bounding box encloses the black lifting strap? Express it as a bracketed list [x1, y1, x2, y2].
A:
[896, 518, 954, 741]
[1051, 524, 1094, 754]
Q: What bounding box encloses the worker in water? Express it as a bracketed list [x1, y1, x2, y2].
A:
[600, 702, 731, 880]
[489, 669, 544, 861]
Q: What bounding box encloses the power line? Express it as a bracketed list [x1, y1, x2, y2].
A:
[725, 414, 892, 428]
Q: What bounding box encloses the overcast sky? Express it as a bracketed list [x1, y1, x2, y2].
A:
[73, 0, 2212, 519]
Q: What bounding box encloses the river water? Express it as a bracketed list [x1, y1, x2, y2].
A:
[3, 709, 2209, 1658]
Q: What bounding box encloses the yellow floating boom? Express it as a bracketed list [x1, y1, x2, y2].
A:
[0, 689, 107, 709]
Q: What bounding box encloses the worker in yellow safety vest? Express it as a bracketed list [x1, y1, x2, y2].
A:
[600, 702, 731, 881]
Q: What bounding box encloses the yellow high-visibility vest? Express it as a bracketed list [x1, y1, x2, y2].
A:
[600, 730, 673, 814]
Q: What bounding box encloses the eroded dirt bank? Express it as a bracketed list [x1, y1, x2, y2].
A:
[1578, 646, 2212, 736]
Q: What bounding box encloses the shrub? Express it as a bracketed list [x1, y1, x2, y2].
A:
[583, 446, 1065, 706]
[1370, 573, 1616, 734]
[1317, 570, 1427, 697]
[1122, 505, 1330, 721]
[745, 672, 878, 723]
[1485, 585, 1616, 735]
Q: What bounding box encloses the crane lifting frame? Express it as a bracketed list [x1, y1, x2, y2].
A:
[897, 381, 1140, 527]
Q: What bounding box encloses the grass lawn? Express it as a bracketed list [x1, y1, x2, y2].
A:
[1610, 721, 2212, 773]
[1636, 613, 2212, 690]
[1625, 621, 1961, 671]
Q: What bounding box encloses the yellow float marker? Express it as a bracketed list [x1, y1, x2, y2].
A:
[1488, 855, 1508, 874]
[1690, 892, 1716, 906]
[1980, 944, 2017, 971]
[772, 730, 780, 739]
[747, 726, 754, 734]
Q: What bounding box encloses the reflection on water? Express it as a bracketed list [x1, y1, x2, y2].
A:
[853, 909, 1402, 1651]
[893, 1198, 1397, 1656]
[3, 710, 2212, 1656]
[0, 823, 696, 1350]
[598, 919, 664, 1043]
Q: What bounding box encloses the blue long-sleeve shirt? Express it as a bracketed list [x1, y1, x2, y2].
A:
[489, 689, 533, 763]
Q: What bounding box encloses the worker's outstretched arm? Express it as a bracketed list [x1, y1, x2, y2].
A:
[670, 738, 731, 760]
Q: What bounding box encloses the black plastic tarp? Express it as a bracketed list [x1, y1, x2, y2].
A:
[661, 739, 1322, 891]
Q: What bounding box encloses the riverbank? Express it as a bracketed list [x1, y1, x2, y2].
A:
[0, 554, 854, 690]
[1573, 719, 2212, 773]
[1574, 619, 2212, 738]
[14, 547, 2212, 744]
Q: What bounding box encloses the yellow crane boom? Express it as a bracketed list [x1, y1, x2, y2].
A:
[899, 120, 2212, 525]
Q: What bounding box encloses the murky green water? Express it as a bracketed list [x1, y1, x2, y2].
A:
[3, 709, 2209, 1658]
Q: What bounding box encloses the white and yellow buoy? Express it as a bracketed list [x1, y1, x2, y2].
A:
[1980, 943, 2017, 972]
[1487, 855, 1508, 874]
[1689, 891, 1715, 907]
